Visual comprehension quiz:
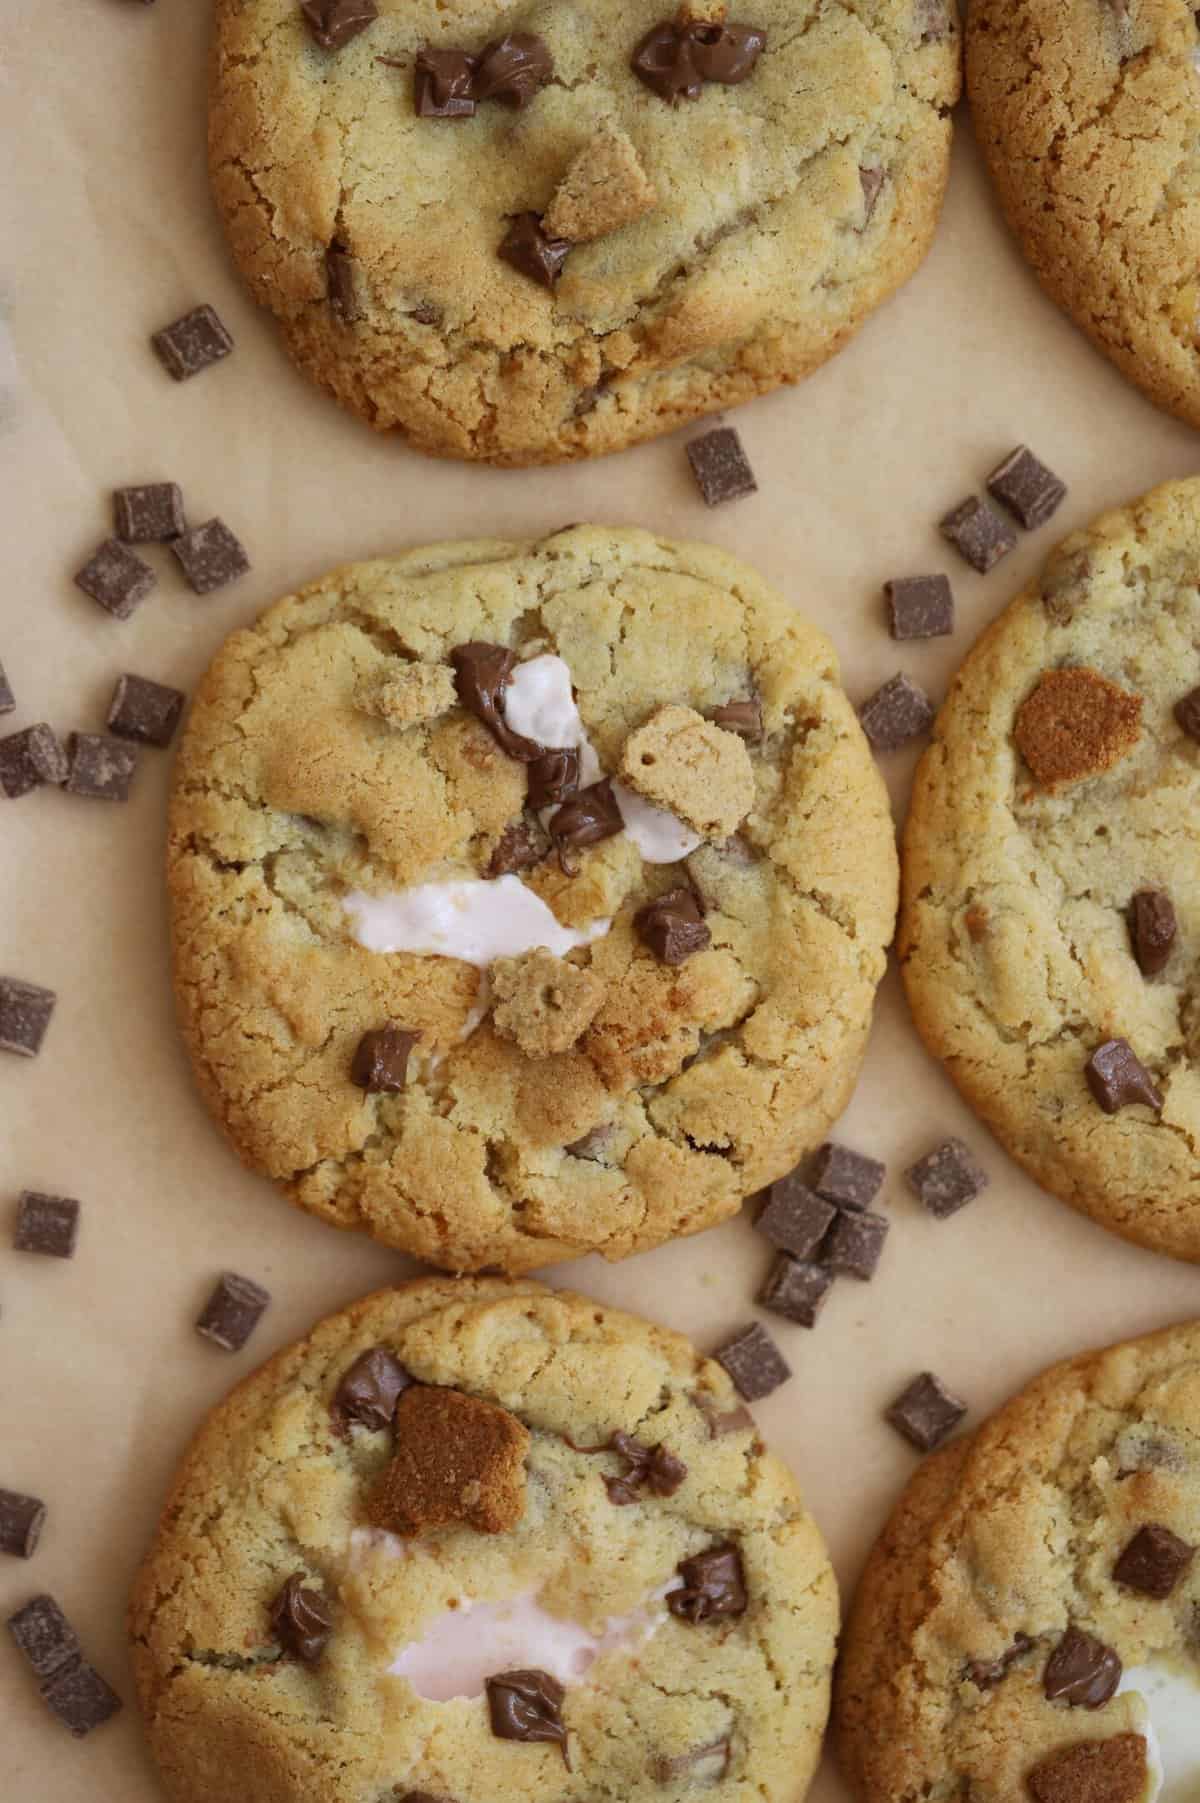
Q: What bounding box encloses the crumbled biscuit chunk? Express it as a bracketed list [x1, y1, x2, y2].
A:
[1013, 666, 1142, 787]
[543, 127, 658, 244]
[620, 704, 755, 838]
[368, 1385, 529, 1536]
[360, 663, 458, 727]
[491, 949, 606, 1057]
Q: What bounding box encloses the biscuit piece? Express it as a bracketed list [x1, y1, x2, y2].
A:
[369, 1384, 530, 1535]
[491, 949, 606, 1058]
[361, 664, 457, 727]
[620, 705, 755, 839]
[543, 127, 658, 243]
[1013, 668, 1142, 788]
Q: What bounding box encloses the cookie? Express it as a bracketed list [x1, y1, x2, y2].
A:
[168, 525, 897, 1273]
[967, 1, 1200, 430]
[209, 0, 961, 466]
[900, 480, 1200, 1261]
[836, 1320, 1200, 1802]
[130, 1277, 837, 1803]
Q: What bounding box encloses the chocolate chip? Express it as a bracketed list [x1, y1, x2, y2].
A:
[488, 820, 550, 877]
[14, 1192, 80, 1259]
[8, 1595, 81, 1680]
[1043, 1626, 1122, 1707]
[686, 427, 757, 507]
[635, 886, 711, 966]
[332, 1346, 413, 1432]
[1085, 1038, 1163, 1114]
[526, 747, 579, 809]
[0, 660, 13, 715]
[325, 241, 359, 322]
[0, 978, 56, 1057]
[412, 46, 479, 117]
[964, 1633, 1033, 1690]
[651, 1741, 732, 1785]
[0, 1490, 47, 1559]
[269, 1572, 334, 1663]
[151, 304, 233, 381]
[1129, 890, 1176, 978]
[905, 1137, 989, 1219]
[450, 643, 540, 760]
[707, 697, 763, 740]
[758, 1254, 833, 1328]
[474, 33, 554, 107]
[300, 0, 377, 52]
[41, 1658, 123, 1737]
[195, 1271, 270, 1352]
[65, 733, 138, 802]
[1176, 685, 1200, 743]
[171, 518, 250, 594]
[824, 1210, 889, 1280]
[1113, 1523, 1195, 1598]
[1028, 1735, 1148, 1803]
[351, 1025, 418, 1092]
[859, 164, 885, 223]
[713, 1321, 791, 1399]
[689, 1390, 755, 1438]
[106, 673, 186, 749]
[74, 538, 156, 620]
[811, 1141, 885, 1211]
[0, 725, 69, 799]
[602, 1432, 688, 1506]
[859, 672, 935, 751]
[113, 482, 186, 543]
[885, 1372, 967, 1453]
[939, 496, 1018, 573]
[498, 214, 571, 289]
[687, 20, 767, 82]
[884, 574, 954, 641]
[756, 1178, 836, 1260]
[986, 445, 1067, 530]
[486, 1669, 569, 1763]
[632, 19, 766, 101]
[548, 779, 623, 873]
[667, 1544, 747, 1623]
[916, 0, 952, 41]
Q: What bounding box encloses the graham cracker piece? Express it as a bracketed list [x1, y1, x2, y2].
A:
[619, 703, 755, 838]
[491, 949, 606, 1057]
[1026, 1734, 1149, 1803]
[543, 127, 658, 244]
[1013, 667, 1142, 787]
[368, 1385, 530, 1536]
[359, 663, 457, 727]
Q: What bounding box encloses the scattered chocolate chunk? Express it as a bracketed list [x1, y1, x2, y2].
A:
[40, 1658, 123, 1738]
[965, 1633, 1032, 1690]
[824, 1210, 889, 1281]
[14, 1192, 80, 1259]
[171, 518, 250, 594]
[758, 1254, 833, 1328]
[1043, 1626, 1122, 1707]
[938, 496, 1017, 573]
[0, 1490, 46, 1559]
[1014, 667, 1142, 787]
[1027, 1734, 1148, 1803]
[885, 1372, 967, 1453]
[548, 779, 623, 873]
[151, 304, 233, 381]
[413, 46, 479, 118]
[486, 1669, 569, 1762]
[632, 18, 766, 101]
[351, 1024, 418, 1093]
[602, 1432, 688, 1506]
[986, 445, 1067, 530]
[884, 574, 954, 641]
[1176, 685, 1200, 743]
[1113, 1523, 1195, 1598]
[635, 886, 711, 966]
[269, 1572, 334, 1663]
[300, 0, 377, 52]
[7, 1597, 121, 1737]
[74, 537, 156, 620]
[686, 427, 757, 507]
[0, 725, 68, 799]
[1129, 889, 1176, 978]
[325, 241, 359, 322]
[0, 660, 12, 715]
[113, 482, 186, 543]
[526, 747, 579, 810]
[757, 1177, 836, 1261]
[859, 164, 885, 224]
[859, 671, 934, 751]
[370, 1385, 530, 1537]
[474, 33, 554, 107]
[450, 643, 540, 760]
[106, 673, 185, 749]
[689, 1390, 754, 1438]
[651, 1741, 732, 1785]
[707, 697, 762, 741]
[668, 1544, 747, 1623]
[488, 820, 549, 877]
[65, 733, 138, 802]
[713, 1321, 791, 1399]
[195, 1271, 270, 1352]
[332, 1346, 412, 1432]
[905, 1137, 989, 1219]
[0, 978, 56, 1058]
[1085, 1039, 1163, 1115]
[811, 1141, 885, 1211]
[499, 214, 571, 289]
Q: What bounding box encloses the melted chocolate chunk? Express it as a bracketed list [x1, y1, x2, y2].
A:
[332, 1346, 413, 1432]
[474, 33, 553, 107]
[526, 747, 579, 809]
[351, 1025, 418, 1092]
[668, 1543, 747, 1624]
[1113, 1523, 1195, 1599]
[1043, 1626, 1122, 1708]
[632, 18, 765, 101]
[965, 1633, 1032, 1690]
[651, 1740, 731, 1784]
[548, 779, 623, 873]
[1128, 890, 1176, 978]
[635, 885, 711, 966]
[326, 241, 360, 321]
[1085, 1039, 1163, 1115]
[498, 214, 571, 289]
[1176, 685, 1200, 743]
[269, 1572, 334, 1664]
[413, 46, 478, 118]
[486, 1669, 569, 1763]
[488, 820, 550, 877]
[689, 20, 767, 83]
[450, 643, 541, 760]
[706, 697, 762, 741]
[603, 1431, 688, 1505]
[300, 0, 377, 52]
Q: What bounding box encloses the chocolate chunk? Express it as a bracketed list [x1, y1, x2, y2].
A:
[106, 673, 185, 749]
[859, 671, 935, 751]
[548, 779, 623, 873]
[1027, 1735, 1148, 1803]
[1113, 1523, 1195, 1598]
[488, 820, 549, 877]
[499, 214, 571, 289]
[413, 46, 478, 118]
[74, 537, 156, 620]
[65, 733, 138, 802]
[1176, 685, 1200, 743]
[938, 496, 1018, 573]
[450, 643, 541, 760]
[300, 0, 377, 52]
[885, 1372, 967, 1453]
[686, 427, 757, 507]
[632, 19, 765, 100]
[0, 660, 13, 715]
[40, 1658, 123, 1737]
[884, 574, 954, 641]
[8, 1595, 81, 1680]
[0, 724, 69, 799]
[151, 304, 233, 381]
[351, 1024, 418, 1092]
[0, 1490, 47, 1559]
[526, 747, 579, 809]
[757, 1178, 836, 1260]
[602, 1432, 688, 1506]
[565, 1122, 615, 1162]
[486, 1669, 569, 1762]
[635, 886, 711, 966]
[1085, 1039, 1163, 1115]
[651, 1740, 732, 1785]
[689, 1390, 755, 1438]
[811, 1141, 885, 1211]
[113, 482, 186, 543]
[171, 517, 250, 594]
[332, 1346, 412, 1432]
[824, 1210, 889, 1280]
[14, 1192, 80, 1259]
[195, 1271, 270, 1352]
[1043, 1626, 1122, 1707]
[916, 0, 952, 41]
[668, 1544, 747, 1623]
[325, 241, 359, 322]
[474, 33, 554, 107]
[965, 1633, 1032, 1690]
[758, 1254, 833, 1328]
[0, 978, 56, 1057]
[986, 445, 1067, 531]
[707, 697, 762, 741]
[713, 1322, 791, 1399]
[859, 164, 885, 223]
[905, 1137, 989, 1219]
[1129, 889, 1176, 978]
[269, 1572, 334, 1663]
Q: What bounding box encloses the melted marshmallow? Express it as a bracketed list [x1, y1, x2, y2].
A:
[504, 654, 603, 783]
[612, 782, 703, 862]
[1118, 1663, 1200, 1801]
[344, 876, 610, 967]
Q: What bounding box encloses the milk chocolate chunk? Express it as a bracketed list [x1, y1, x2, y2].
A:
[824, 1210, 888, 1281]
[74, 538, 156, 620]
[707, 697, 762, 741]
[474, 33, 553, 107]
[0, 724, 68, 799]
[687, 427, 757, 506]
[886, 1372, 966, 1452]
[0, 977, 56, 1057]
[1015, 667, 1142, 787]
[1028, 1735, 1148, 1803]
[885, 574, 954, 641]
[370, 1385, 530, 1536]
[635, 886, 710, 966]
[106, 674, 185, 748]
[113, 481, 185, 543]
[690, 20, 767, 82]
[333, 1347, 413, 1432]
[906, 1137, 989, 1219]
[526, 747, 579, 809]
[938, 496, 1017, 573]
[325, 241, 359, 322]
[15, 1192, 80, 1259]
[690, 1391, 754, 1438]
[450, 643, 541, 760]
[1043, 1626, 1122, 1707]
[351, 1025, 417, 1093]
[713, 1322, 791, 1400]
[151, 304, 233, 381]
[172, 518, 250, 594]
[757, 1178, 836, 1261]
[1113, 1523, 1194, 1598]
[41, 1658, 123, 1737]
[270, 1573, 334, 1663]
[986, 445, 1067, 530]
[413, 47, 478, 118]
[548, 779, 623, 872]
[565, 1122, 615, 1162]
[0, 660, 13, 715]
[603, 1432, 687, 1506]
[300, 0, 377, 52]
[498, 214, 571, 289]
[859, 164, 885, 223]
[65, 733, 138, 802]
[195, 1272, 270, 1352]
[488, 820, 550, 877]
[668, 1544, 747, 1623]
[1129, 889, 1176, 978]
[632, 18, 765, 100]
[1176, 685, 1200, 742]
[811, 1141, 885, 1210]
[965, 1633, 1032, 1690]
[651, 1741, 731, 1784]
[859, 672, 934, 751]
[486, 1669, 569, 1761]
[1085, 1039, 1162, 1115]
[0, 1489, 46, 1559]
[758, 1255, 833, 1329]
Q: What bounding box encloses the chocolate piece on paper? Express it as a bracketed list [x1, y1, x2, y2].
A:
[823, 1210, 889, 1280]
[195, 1272, 271, 1352]
[351, 1025, 418, 1093]
[686, 427, 757, 507]
[0, 977, 57, 1057]
[151, 304, 234, 381]
[756, 1179, 836, 1261]
[0, 660, 13, 714]
[498, 214, 571, 289]
[0, 1489, 47, 1559]
[1129, 889, 1176, 977]
[758, 1254, 833, 1328]
[332, 1347, 413, 1432]
[14, 1192, 80, 1259]
[667, 1543, 747, 1623]
[1113, 1523, 1194, 1599]
[269, 1573, 334, 1663]
[0, 725, 69, 799]
[859, 672, 934, 751]
[1085, 1039, 1163, 1115]
[65, 733, 138, 802]
[113, 482, 186, 543]
[885, 574, 954, 640]
[811, 1141, 885, 1210]
[905, 1137, 989, 1219]
[1043, 1626, 1122, 1708]
[172, 518, 250, 594]
[40, 1658, 123, 1737]
[486, 1669, 569, 1762]
[7, 1595, 81, 1680]
[107, 674, 186, 748]
[986, 445, 1067, 530]
[74, 538, 157, 620]
[886, 1372, 967, 1453]
[713, 1322, 791, 1399]
[938, 496, 1017, 573]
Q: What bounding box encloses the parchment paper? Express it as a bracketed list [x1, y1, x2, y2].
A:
[4, 5, 1200, 1799]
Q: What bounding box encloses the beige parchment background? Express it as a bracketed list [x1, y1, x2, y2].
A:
[3, 4, 1200, 1799]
